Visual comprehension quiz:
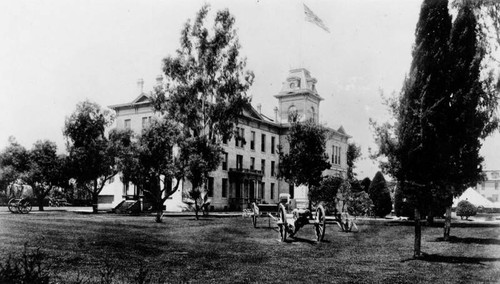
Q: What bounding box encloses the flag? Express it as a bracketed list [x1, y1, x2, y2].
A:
[303, 4, 330, 33]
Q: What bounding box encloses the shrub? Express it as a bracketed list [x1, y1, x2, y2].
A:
[0, 244, 52, 284]
[346, 191, 373, 217]
[309, 176, 344, 215]
[456, 200, 477, 220]
[368, 172, 393, 217]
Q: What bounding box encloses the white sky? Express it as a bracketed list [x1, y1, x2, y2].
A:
[1, 0, 499, 179]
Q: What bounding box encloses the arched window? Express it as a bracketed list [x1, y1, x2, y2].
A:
[288, 105, 298, 122]
[311, 106, 316, 122]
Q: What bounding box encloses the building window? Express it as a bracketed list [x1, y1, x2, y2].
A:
[261, 134, 266, 152]
[289, 183, 294, 199]
[332, 145, 341, 165]
[222, 152, 228, 170]
[222, 178, 228, 198]
[235, 127, 245, 148]
[250, 157, 255, 170]
[271, 183, 275, 200]
[124, 119, 131, 130]
[493, 194, 499, 202]
[496, 182, 499, 191]
[141, 117, 151, 129]
[261, 159, 266, 176]
[260, 182, 265, 200]
[271, 161, 276, 176]
[250, 131, 255, 150]
[123, 182, 129, 196]
[222, 135, 228, 144]
[271, 136, 276, 154]
[207, 177, 214, 197]
[236, 155, 243, 170]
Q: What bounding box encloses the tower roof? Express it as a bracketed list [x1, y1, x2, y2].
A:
[274, 68, 323, 101]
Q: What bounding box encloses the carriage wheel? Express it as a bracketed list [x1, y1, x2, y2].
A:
[19, 201, 32, 214]
[251, 203, 258, 228]
[315, 205, 326, 242]
[278, 204, 288, 242]
[7, 199, 18, 214]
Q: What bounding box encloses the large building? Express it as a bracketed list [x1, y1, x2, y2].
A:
[475, 170, 500, 203]
[102, 68, 349, 211]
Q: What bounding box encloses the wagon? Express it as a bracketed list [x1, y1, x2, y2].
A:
[8, 198, 32, 214]
[249, 193, 327, 242]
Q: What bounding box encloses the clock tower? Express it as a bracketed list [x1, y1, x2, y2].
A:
[274, 68, 323, 124]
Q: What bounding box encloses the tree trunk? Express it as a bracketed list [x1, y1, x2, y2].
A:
[92, 193, 99, 213]
[414, 208, 422, 258]
[443, 206, 451, 241]
[38, 196, 45, 211]
[195, 202, 199, 220]
[426, 209, 434, 225]
[155, 209, 163, 223]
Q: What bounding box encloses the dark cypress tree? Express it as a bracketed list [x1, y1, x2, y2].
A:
[360, 177, 371, 192]
[368, 172, 392, 218]
[439, 2, 500, 239]
[372, 0, 500, 257]
[373, 0, 452, 258]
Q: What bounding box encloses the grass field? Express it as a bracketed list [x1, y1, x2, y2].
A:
[0, 211, 499, 283]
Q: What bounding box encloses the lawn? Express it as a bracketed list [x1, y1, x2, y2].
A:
[0, 211, 499, 283]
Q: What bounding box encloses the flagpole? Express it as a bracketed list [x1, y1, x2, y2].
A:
[299, 3, 304, 69]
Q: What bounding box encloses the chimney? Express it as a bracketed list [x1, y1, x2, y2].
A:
[274, 107, 279, 123]
[156, 75, 163, 86]
[137, 78, 144, 94]
[257, 103, 262, 114]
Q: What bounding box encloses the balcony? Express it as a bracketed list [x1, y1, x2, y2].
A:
[228, 168, 263, 181]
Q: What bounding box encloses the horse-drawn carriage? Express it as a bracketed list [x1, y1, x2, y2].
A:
[249, 193, 327, 242]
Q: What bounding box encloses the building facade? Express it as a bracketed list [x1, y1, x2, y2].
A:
[104, 69, 349, 211]
[475, 170, 500, 203]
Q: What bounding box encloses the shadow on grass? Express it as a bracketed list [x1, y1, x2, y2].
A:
[286, 237, 320, 245]
[402, 253, 500, 264]
[432, 236, 500, 245]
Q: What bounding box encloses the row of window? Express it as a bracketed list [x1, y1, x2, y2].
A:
[221, 153, 277, 176]
[479, 182, 500, 190]
[230, 127, 277, 154]
[208, 178, 276, 200]
[124, 116, 152, 130]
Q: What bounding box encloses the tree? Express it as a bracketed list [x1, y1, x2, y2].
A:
[346, 191, 373, 219]
[119, 118, 183, 223]
[394, 184, 413, 219]
[346, 142, 361, 181]
[372, 0, 500, 257]
[368, 172, 392, 218]
[64, 100, 127, 213]
[151, 5, 254, 219]
[438, 1, 500, 240]
[0, 137, 29, 195]
[360, 177, 371, 192]
[278, 119, 331, 191]
[308, 175, 343, 215]
[372, 0, 452, 258]
[178, 136, 222, 219]
[22, 140, 66, 211]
